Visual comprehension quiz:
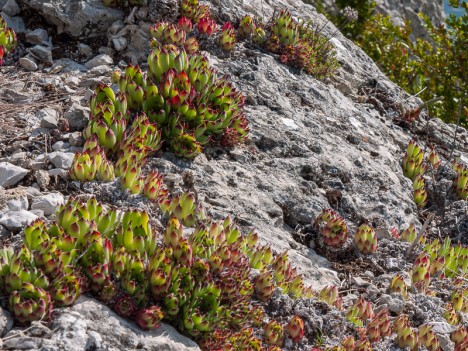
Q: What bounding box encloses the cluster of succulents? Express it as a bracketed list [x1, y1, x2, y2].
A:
[313, 211, 378, 255]
[0, 15, 17, 65]
[0, 195, 316, 349]
[235, 10, 339, 79]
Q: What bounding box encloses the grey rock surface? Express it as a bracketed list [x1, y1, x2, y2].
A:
[19, 56, 38, 71]
[31, 192, 64, 216]
[18, 0, 124, 37]
[36, 108, 59, 129]
[26, 28, 49, 44]
[0, 210, 38, 231]
[2, 0, 20, 16]
[47, 151, 75, 169]
[0, 162, 29, 187]
[85, 54, 113, 69]
[3, 297, 201, 351]
[30, 45, 53, 65]
[375, 0, 445, 40]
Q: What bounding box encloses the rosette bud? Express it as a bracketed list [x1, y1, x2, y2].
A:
[285, 315, 304, 343]
[136, 306, 164, 330]
[319, 285, 339, 306]
[427, 148, 441, 169]
[263, 320, 284, 346]
[254, 270, 275, 302]
[114, 294, 137, 318]
[178, 16, 193, 32]
[9, 282, 52, 325]
[402, 140, 426, 181]
[353, 224, 378, 255]
[314, 209, 348, 247]
[389, 274, 408, 298]
[401, 223, 417, 243]
[451, 326, 467, 346]
[238, 15, 256, 39]
[50, 273, 82, 307]
[418, 324, 440, 351]
[197, 16, 217, 36]
[220, 23, 236, 51]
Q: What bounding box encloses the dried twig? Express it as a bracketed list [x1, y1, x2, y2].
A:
[405, 213, 435, 257]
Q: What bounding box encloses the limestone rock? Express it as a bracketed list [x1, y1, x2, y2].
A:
[31, 192, 64, 216]
[0, 162, 29, 188]
[47, 152, 75, 169]
[29, 297, 201, 351]
[85, 54, 113, 69]
[0, 210, 38, 231]
[18, 0, 124, 37]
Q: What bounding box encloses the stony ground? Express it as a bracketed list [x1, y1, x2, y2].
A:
[0, 0, 467, 350]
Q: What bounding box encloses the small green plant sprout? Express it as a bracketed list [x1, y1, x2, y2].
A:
[389, 274, 408, 299]
[418, 323, 441, 351]
[353, 224, 377, 255]
[411, 253, 431, 292]
[0, 15, 17, 65]
[443, 302, 460, 325]
[402, 140, 426, 181]
[345, 296, 374, 327]
[451, 326, 468, 351]
[341, 336, 355, 350]
[354, 337, 372, 351]
[318, 284, 339, 306]
[219, 22, 236, 51]
[401, 223, 417, 243]
[453, 160, 468, 199]
[285, 315, 305, 343]
[135, 306, 164, 330]
[263, 320, 284, 346]
[412, 176, 428, 208]
[238, 15, 256, 39]
[427, 148, 442, 169]
[314, 209, 349, 247]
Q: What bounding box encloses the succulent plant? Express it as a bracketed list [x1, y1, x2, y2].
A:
[285, 315, 305, 343]
[254, 270, 275, 302]
[9, 282, 52, 325]
[197, 16, 217, 36]
[389, 274, 408, 298]
[135, 306, 164, 330]
[354, 337, 372, 351]
[443, 302, 460, 325]
[314, 209, 348, 247]
[0, 15, 17, 65]
[50, 273, 82, 307]
[411, 253, 431, 290]
[427, 148, 441, 169]
[238, 15, 256, 39]
[418, 323, 440, 351]
[453, 160, 468, 200]
[396, 327, 419, 351]
[401, 223, 417, 243]
[220, 22, 236, 51]
[451, 326, 467, 347]
[353, 224, 378, 255]
[402, 140, 426, 181]
[319, 285, 339, 306]
[341, 336, 355, 351]
[263, 320, 284, 346]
